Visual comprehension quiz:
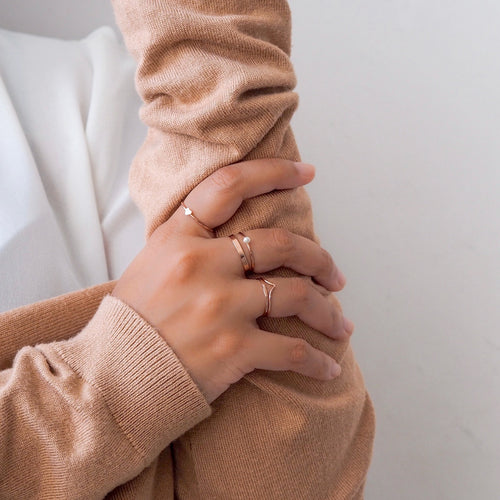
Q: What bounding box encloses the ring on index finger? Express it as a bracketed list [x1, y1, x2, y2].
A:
[181, 201, 215, 236]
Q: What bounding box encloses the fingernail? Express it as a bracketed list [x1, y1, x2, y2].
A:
[336, 269, 347, 288]
[294, 162, 315, 178]
[330, 362, 342, 378]
[343, 316, 355, 335]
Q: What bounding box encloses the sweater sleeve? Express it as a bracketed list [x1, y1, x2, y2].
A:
[0, 295, 211, 499]
[112, 1, 375, 498]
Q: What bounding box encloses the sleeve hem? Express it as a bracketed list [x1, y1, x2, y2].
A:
[53, 295, 212, 461]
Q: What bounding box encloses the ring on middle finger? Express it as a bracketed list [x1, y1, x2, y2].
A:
[238, 232, 255, 271]
[229, 234, 253, 273]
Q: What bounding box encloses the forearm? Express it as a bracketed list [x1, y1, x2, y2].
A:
[113, 0, 306, 239]
[0, 296, 211, 498]
[112, 1, 374, 497]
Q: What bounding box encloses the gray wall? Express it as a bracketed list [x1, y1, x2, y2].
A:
[0, 0, 116, 39]
[2, 1, 499, 498]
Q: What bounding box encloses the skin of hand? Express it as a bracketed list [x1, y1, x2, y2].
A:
[112, 158, 354, 404]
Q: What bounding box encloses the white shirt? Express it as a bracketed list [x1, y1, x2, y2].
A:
[0, 27, 146, 312]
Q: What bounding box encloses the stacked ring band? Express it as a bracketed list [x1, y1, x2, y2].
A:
[227, 232, 276, 316]
[239, 232, 255, 271]
[259, 277, 277, 317]
[181, 201, 215, 235]
[229, 235, 252, 272]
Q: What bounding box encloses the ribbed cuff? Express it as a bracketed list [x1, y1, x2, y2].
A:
[54, 295, 212, 461]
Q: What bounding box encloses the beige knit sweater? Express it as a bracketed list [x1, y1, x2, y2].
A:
[0, 1, 375, 498]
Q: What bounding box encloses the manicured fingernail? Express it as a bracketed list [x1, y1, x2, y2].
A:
[294, 162, 315, 177]
[330, 362, 342, 378]
[343, 316, 355, 335]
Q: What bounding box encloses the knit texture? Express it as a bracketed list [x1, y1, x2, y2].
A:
[0, 296, 211, 498]
[0, 1, 375, 498]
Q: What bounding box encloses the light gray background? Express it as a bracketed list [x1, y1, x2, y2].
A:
[2, 1, 499, 498]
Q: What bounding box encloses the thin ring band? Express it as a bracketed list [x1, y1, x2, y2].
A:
[181, 201, 215, 235]
[229, 235, 252, 272]
[259, 277, 277, 317]
[238, 232, 255, 271]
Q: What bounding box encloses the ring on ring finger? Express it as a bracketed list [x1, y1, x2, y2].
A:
[240, 277, 346, 340]
[259, 277, 277, 317]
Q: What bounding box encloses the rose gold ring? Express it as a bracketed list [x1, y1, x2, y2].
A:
[238, 232, 255, 271]
[181, 201, 215, 235]
[229, 234, 252, 273]
[259, 277, 277, 317]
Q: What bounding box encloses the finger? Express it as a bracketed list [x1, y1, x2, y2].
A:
[327, 292, 355, 336]
[241, 329, 341, 380]
[224, 229, 346, 291]
[171, 159, 315, 237]
[240, 277, 351, 341]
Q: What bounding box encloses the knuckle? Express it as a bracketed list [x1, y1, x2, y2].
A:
[271, 228, 294, 255]
[290, 278, 311, 307]
[211, 330, 244, 360]
[197, 290, 227, 318]
[267, 158, 294, 173]
[289, 339, 309, 366]
[209, 165, 242, 193]
[170, 248, 201, 281]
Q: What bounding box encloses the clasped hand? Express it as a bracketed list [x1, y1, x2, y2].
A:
[112, 159, 353, 404]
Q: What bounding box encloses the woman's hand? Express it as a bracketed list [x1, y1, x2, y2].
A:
[112, 158, 353, 404]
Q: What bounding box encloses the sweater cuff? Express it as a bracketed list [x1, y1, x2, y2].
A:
[53, 295, 212, 461]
